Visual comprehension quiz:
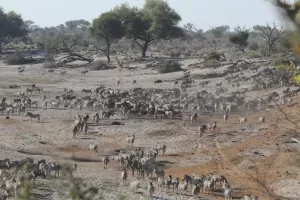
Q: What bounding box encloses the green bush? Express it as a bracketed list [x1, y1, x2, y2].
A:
[5, 51, 34, 65]
[158, 61, 183, 73]
[248, 42, 259, 51]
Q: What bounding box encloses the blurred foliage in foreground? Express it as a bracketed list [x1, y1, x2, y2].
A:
[270, 0, 300, 84]
[276, 63, 300, 84]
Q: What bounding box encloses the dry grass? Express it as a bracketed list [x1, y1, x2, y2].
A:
[147, 129, 174, 137]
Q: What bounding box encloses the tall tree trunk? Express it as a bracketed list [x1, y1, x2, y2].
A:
[141, 41, 149, 58]
[106, 46, 110, 64]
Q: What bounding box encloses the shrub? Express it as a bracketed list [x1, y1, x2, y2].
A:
[158, 61, 183, 73]
[170, 50, 181, 58]
[43, 61, 58, 68]
[5, 51, 34, 65]
[183, 49, 192, 57]
[248, 42, 259, 51]
[90, 60, 109, 70]
[204, 59, 221, 68]
[203, 51, 221, 61]
[246, 50, 262, 59]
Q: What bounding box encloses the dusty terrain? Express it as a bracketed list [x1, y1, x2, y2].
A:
[0, 57, 300, 200]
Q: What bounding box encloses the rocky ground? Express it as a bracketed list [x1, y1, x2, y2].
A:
[0, 57, 300, 200]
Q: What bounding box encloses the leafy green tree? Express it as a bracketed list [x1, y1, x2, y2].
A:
[90, 12, 124, 64]
[0, 7, 27, 52]
[229, 26, 249, 54]
[114, 0, 183, 57]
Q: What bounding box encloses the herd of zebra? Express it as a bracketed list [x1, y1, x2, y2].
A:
[1, 62, 299, 199]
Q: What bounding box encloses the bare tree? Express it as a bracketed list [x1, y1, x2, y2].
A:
[253, 22, 283, 56]
[45, 35, 93, 66]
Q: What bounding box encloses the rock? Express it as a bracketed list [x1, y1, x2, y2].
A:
[5, 116, 9, 119]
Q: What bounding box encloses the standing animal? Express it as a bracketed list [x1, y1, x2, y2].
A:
[83, 122, 88, 134]
[172, 177, 180, 193]
[72, 125, 78, 138]
[243, 195, 258, 200]
[26, 112, 40, 122]
[121, 169, 127, 185]
[198, 125, 207, 137]
[238, 117, 247, 128]
[191, 113, 197, 125]
[18, 68, 25, 75]
[89, 144, 97, 153]
[192, 184, 200, 199]
[116, 80, 121, 86]
[126, 135, 135, 147]
[211, 122, 217, 132]
[178, 179, 188, 196]
[259, 116, 265, 123]
[166, 175, 173, 192]
[102, 156, 109, 169]
[224, 112, 229, 123]
[154, 168, 165, 182]
[132, 80, 137, 85]
[222, 182, 233, 200]
[147, 182, 155, 200]
[129, 177, 141, 193]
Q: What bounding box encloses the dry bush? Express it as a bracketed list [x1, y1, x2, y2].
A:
[203, 51, 222, 61]
[246, 50, 262, 59]
[89, 60, 110, 71]
[43, 61, 59, 68]
[204, 59, 221, 68]
[170, 50, 181, 58]
[5, 51, 35, 65]
[248, 42, 259, 51]
[157, 61, 183, 73]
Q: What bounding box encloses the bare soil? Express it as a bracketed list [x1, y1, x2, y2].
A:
[0, 59, 300, 200]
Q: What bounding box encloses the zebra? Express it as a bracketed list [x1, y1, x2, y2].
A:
[26, 112, 40, 122]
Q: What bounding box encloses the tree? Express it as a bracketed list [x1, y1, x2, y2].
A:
[208, 25, 230, 38]
[0, 8, 27, 52]
[229, 26, 249, 54]
[253, 23, 283, 56]
[90, 12, 124, 64]
[65, 19, 91, 31]
[45, 35, 93, 65]
[114, 0, 183, 57]
[183, 23, 196, 33]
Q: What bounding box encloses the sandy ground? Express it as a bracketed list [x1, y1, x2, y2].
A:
[0, 58, 300, 200]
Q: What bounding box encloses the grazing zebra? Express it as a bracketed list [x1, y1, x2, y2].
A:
[26, 112, 40, 122]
